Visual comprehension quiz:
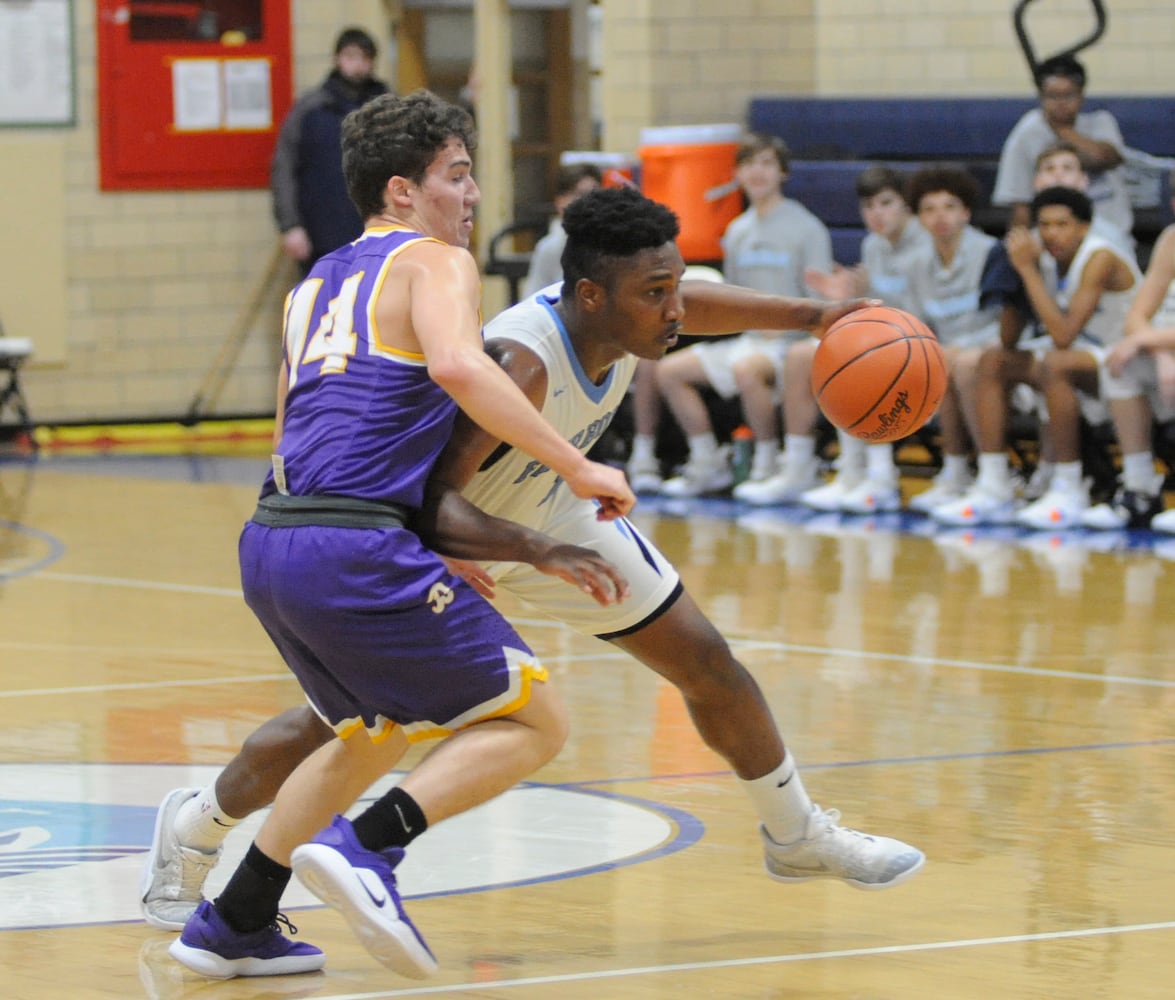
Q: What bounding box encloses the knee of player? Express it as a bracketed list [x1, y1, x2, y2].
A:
[243, 705, 332, 761]
[670, 639, 753, 698]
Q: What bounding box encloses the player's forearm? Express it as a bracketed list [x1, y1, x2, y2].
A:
[1129, 324, 1175, 353]
[1018, 270, 1079, 347]
[1054, 129, 1123, 170]
[680, 282, 823, 335]
[414, 483, 548, 564]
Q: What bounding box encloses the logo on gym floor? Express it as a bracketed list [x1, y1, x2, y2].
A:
[0, 763, 699, 930]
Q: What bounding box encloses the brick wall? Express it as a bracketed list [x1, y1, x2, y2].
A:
[2, 0, 1172, 424]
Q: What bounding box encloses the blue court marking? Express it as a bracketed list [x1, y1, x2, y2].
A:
[347, 783, 707, 902]
[0, 521, 66, 580]
[551, 736, 1175, 789]
[0, 762, 706, 928]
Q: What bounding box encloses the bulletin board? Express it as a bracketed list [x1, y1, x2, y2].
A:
[96, 0, 292, 190]
[0, 0, 75, 127]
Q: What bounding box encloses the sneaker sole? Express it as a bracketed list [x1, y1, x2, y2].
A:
[167, 937, 325, 979]
[292, 844, 438, 980]
[764, 852, 926, 891]
[140, 787, 200, 931]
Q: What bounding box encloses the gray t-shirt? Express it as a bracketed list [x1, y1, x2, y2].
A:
[721, 197, 833, 335]
[992, 107, 1133, 235]
[907, 225, 1000, 346]
[860, 217, 933, 314]
[521, 219, 567, 300]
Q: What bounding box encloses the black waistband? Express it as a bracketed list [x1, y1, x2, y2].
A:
[251, 493, 412, 529]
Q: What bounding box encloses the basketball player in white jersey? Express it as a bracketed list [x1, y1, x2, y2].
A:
[143, 188, 924, 951]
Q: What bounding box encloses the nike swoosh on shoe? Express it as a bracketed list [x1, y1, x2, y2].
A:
[357, 868, 389, 908]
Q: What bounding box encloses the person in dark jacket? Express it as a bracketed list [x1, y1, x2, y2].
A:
[270, 27, 390, 274]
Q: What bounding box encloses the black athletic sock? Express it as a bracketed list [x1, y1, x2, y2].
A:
[351, 786, 428, 852]
[213, 843, 292, 933]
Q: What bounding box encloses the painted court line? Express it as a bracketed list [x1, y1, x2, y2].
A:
[17, 572, 1175, 692]
[291, 920, 1175, 998]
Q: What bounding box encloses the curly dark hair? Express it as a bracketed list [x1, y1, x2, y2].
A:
[906, 165, 981, 213]
[342, 89, 477, 220]
[560, 187, 680, 292]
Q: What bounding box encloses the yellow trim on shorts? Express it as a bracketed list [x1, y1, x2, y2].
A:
[404, 661, 549, 744]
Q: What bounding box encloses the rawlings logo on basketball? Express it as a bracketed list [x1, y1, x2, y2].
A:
[861, 390, 913, 441]
[810, 305, 947, 444]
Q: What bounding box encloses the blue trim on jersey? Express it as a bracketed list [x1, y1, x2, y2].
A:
[615, 516, 662, 576]
[538, 295, 616, 404]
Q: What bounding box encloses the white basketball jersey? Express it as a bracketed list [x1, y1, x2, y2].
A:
[1040, 232, 1140, 348]
[464, 289, 638, 530]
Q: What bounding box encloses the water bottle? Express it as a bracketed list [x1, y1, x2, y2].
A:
[731, 425, 754, 485]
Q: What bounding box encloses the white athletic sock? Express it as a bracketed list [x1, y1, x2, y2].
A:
[1122, 451, 1157, 493]
[1052, 460, 1083, 492]
[977, 452, 1011, 492]
[783, 434, 815, 472]
[751, 440, 779, 479]
[687, 433, 720, 462]
[837, 431, 867, 472]
[630, 434, 657, 463]
[739, 750, 814, 845]
[942, 453, 970, 483]
[865, 441, 895, 482]
[174, 785, 241, 852]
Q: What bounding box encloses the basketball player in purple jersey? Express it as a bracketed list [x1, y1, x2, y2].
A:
[152, 187, 924, 983]
[165, 90, 634, 981]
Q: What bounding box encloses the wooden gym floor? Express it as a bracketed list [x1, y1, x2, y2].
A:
[1, 429, 1173, 999]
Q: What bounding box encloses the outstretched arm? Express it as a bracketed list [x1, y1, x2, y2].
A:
[678, 279, 875, 339]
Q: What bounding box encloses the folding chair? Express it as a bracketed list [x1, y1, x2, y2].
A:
[0, 318, 35, 442]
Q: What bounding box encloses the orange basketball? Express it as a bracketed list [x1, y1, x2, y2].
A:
[811, 305, 947, 443]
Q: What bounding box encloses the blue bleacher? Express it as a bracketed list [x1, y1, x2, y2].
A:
[754, 96, 1175, 265]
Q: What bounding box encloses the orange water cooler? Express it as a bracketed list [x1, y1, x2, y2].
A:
[637, 124, 744, 263]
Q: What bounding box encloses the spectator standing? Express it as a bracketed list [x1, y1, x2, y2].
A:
[271, 27, 390, 275]
[992, 54, 1132, 238]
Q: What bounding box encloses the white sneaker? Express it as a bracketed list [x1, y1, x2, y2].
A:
[838, 477, 901, 514]
[140, 788, 221, 931]
[734, 459, 822, 505]
[661, 447, 733, 497]
[1152, 507, 1175, 535]
[1015, 482, 1089, 530]
[626, 455, 663, 494]
[931, 483, 1021, 526]
[761, 807, 925, 890]
[908, 473, 973, 513]
[799, 472, 861, 511]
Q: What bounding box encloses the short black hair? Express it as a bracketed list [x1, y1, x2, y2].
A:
[1031, 185, 1093, 224]
[342, 90, 476, 219]
[907, 164, 981, 213]
[560, 187, 680, 292]
[1035, 54, 1086, 91]
[335, 27, 377, 58]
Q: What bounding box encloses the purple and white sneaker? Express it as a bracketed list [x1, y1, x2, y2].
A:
[168, 900, 324, 979]
[292, 815, 437, 980]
